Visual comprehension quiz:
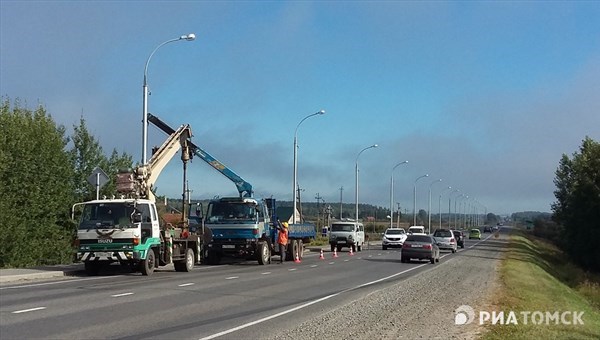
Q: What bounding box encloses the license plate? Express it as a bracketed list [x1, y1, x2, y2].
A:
[337, 241, 346, 244]
[94, 252, 111, 257]
[222, 245, 235, 249]
[411, 244, 422, 248]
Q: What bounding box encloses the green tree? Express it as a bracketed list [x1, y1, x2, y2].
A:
[552, 137, 600, 271]
[68, 117, 133, 202]
[0, 98, 74, 267]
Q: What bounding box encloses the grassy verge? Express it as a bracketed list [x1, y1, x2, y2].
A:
[483, 231, 600, 339]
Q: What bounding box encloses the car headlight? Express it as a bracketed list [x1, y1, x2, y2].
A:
[330, 235, 337, 241]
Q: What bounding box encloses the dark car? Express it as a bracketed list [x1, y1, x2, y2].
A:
[451, 230, 465, 248]
[483, 226, 492, 233]
[401, 235, 440, 264]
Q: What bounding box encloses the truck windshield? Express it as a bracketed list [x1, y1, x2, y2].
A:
[331, 224, 355, 232]
[78, 203, 137, 229]
[206, 202, 257, 224]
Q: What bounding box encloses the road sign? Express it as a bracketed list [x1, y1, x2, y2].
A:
[87, 167, 109, 199]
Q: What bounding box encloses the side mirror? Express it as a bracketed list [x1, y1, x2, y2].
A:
[195, 203, 203, 219]
[133, 212, 142, 223]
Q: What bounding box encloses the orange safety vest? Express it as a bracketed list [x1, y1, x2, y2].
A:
[277, 228, 288, 246]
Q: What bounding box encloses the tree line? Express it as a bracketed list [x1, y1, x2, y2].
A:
[0, 98, 133, 268]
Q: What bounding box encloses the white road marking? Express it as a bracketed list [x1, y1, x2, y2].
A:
[309, 265, 318, 268]
[12, 307, 46, 314]
[0, 275, 127, 290]
[111, 292, 134, 297]
[178, 283, 194, 287]
[288, 268, 297, 271]
[225, 276, 239, 280]
[198, 263, 429, 340]
[261, 272, 271, 275]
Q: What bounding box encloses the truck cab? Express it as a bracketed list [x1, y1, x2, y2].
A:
[329, 220, 365, 252]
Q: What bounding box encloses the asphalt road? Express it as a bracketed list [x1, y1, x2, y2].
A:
[0, 235, 499, 339]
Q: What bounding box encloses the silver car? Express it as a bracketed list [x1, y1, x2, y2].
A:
[433, 229, 457, 253]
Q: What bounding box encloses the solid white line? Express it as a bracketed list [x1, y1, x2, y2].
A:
[12, 306, 46, 314]
[111, 292, 134, 297]
[178, 283, 195, 287]
[0, 275, 127, 290]
[198, 263, 428, 340]
[225, 276, 239, 280]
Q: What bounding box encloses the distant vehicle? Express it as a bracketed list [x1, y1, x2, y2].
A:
[483, 226, 492, 233]
[433, 229, 457, 253]
[329, 221, 365, 252]
[382, 228, 407, 250]
[469, 228, 482, 240]
[401, 235, 440, 264]
[407, 226, 426, 235]
[492, 225, 499, 232]
[451, 230, 465, 248]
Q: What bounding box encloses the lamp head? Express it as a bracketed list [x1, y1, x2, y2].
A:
[318, 109, 325, 115]
[183, 33, 196, 41]
[372, 144, 378, 148]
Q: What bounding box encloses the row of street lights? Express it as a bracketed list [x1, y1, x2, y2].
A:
[140, 34, 486, 228]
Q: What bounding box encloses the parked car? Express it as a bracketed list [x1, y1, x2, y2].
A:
[407, 226, 426, 235]
[382, 228, 407, 250]
[401, 235, 440, 264]
[483, 226, 492, 233]
[469, 228, 481, 240]
[451, 230, 465, 248]
[433, 229, 457, 253]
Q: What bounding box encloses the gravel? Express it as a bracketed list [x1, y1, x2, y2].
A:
[268, 233, 509, 340]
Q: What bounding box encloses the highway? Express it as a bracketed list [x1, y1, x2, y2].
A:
[0, 237, 497, 340]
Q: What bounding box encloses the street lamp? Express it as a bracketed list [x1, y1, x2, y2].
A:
[389, 161, 408, 229]
[449, 189, 460, 228]
[427, 179, 442, 234]
[413, 174, 429, 226]
[292, 110, 325, 224]
[355, 144, 378, 221]
[142, 33, 196, 164]
[438, 186, 452, 229]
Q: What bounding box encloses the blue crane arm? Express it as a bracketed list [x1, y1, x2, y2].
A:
[147, 113, 253, 198]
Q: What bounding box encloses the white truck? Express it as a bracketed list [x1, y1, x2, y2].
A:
[73, 119, 203, 275]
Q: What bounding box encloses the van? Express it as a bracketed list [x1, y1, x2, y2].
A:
[407, 225, 426, 235]
[329, 221, 365, 252]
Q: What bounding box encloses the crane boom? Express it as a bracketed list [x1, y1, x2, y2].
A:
[148, 113, 253, 198]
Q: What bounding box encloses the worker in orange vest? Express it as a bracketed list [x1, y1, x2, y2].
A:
[276, 220, 289, 263]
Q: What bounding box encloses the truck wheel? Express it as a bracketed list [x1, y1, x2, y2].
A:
[207, 250, 221, 265]
[257, 241, 270, 265]
[351, 244, 356, 253]
[175, 248, 194, 272]
[141, 249, 155, 276]
[357, 242, 362, 252]
[298, 240, 304, 259]
[289, 240, 299, 260]
[330, 244, 335, 252]
[84, 261, 100, 276]
[337, 245, 343, 252]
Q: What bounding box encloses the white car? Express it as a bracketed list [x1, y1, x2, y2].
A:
[407, 226, 426, 235]
[432, 229, 457, 253]
[382, 228, 407, 250]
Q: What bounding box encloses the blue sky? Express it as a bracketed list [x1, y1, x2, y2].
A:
[2, 1, 599, 215]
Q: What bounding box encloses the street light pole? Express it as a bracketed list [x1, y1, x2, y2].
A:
[413, 174, 429, 226]
[142, 33, 195, 165]
[355, 144, 378, 221]
[448, 189, 460, 228]
[428, 179, 442, 234]
[438, 186, 452, 229]
[292, 110, 325, 224]
[389, 161, 408, 229]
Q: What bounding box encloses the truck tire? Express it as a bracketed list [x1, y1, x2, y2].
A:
[140, 249, 156, 276]
[351, 244, 357, 253]
[84, 261, 100, 276]
[337, 245, 343, 252]
[206, 249, 221, 265]
[257, 241, 270, 265]
[357, 242, 362, 252]
[298, 240, 304, 259]
[289, 240, 299, 260]
[174, 248, 194, 272]
[330, 244, 335, 252]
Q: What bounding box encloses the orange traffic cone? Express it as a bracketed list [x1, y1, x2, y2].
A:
[294, 250, 301, 263]
[333, 248, 338, 258]
[319, 249, 325, 260]
[349, 247, 354, 256]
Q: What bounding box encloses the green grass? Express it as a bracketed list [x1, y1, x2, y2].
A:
[483, 232, 600, 339]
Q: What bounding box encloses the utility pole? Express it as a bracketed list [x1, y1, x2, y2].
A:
[315, 193, 323, 228]
[339, 186, 344, 220]
[296, 185, 304, 223]
[396, 202, 402, 228]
